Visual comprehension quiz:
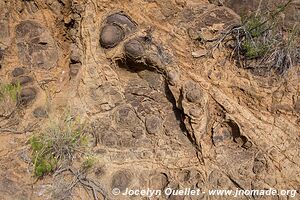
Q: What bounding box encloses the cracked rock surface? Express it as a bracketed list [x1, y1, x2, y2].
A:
[0, 0, 299, 199]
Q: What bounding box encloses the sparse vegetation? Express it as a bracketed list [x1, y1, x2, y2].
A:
[29, 113, 105, 199]
[0, 82, 21, 102]
[81, 155, 96, 170]
[210, 0, 298, 76]
[30, 114, 88, 177]
[241, 39, 269, 59]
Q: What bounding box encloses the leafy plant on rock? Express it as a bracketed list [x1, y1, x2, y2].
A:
[30, 114, 88, 177]
[209, 0, 298, 76]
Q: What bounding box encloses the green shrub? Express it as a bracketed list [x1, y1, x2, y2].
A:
[209, 0, 297, 75]
[243, 15, 266, 38]
[242, 39, 269, 59]
[30, 115, 87, 177]
[81, 156, 95, 170]
[0, 83, 21, 102]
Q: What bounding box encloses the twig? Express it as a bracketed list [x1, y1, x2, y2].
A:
[0, 128, 23, 134]
[54, 167, 110, 200]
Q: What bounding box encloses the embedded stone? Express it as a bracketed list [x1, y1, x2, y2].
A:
[178, 169, 203, 185]
[100, 25, 124, 48]
[70, 53, 81, 64]
[189, 107, 202, 118]
[19, 87, 37, 105]
[111, 170, 132, 191]
[138, 70, 164, 90]
[70, 43, 81, 63]
[0, 22, 9, 39]
[146, 52, 162, 67]
[167, 70, 179, 86]
[101, 131, 119, 147]
[145, 115, 163, 134]
[115, 105, 138, 127]
[69, 63, 81, 77]
[0, 49, 3, 61]
[253, 160, 265, 174]
[106, 13, 137, 31]
[212, 126, 232, 146]
[89, 82, 123, 112]
[149, 173, 169, 190]
[131, 127, 144, 139]
[253, 153, 266, 174]
[11, 76, 33, 86]
[33, 107, 48, 118]
[15, 21, 43, 38]
[16, 21, 58, 70]
[208, 170, 231, 187]
[186, 87, 202, 103]
[11, 68, 25, 77]
[124, 39, 145, 59]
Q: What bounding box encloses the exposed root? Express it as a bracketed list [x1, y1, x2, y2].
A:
[207, 0, 298, 76]
[54, 167, 110, 200]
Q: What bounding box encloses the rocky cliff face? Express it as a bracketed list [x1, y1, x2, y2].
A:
[0, 0, 299, 199]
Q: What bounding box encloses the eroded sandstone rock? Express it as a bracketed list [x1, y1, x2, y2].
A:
[124, 38, 145, 59]
[149, 173, 169, 190]
[19, 87, 37, 106]
[111, 170, 133, 191]
[11, 76, 33, 86]
[145, 114, 163, 134]
[0, 49, 3, 61]
[16, 20, 58, 70]
[100, 12, 137, 49]
[100, 25, 125, 49]
[32, 107, 48, 118]
[0, 1, 299, 200]
[11, 67, 25, 77]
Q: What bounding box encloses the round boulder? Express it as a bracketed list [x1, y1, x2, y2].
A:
[150, 173, 169, 190]
[11, 76, 33, 86]
[19, 87, 37, 105]
[111, 170, 133, 191]
[186, 88, 202, 103]
[33, 107, 48, 118]
[11, 68, 25, 77]
[124, 39, 145, 59]
[100, 25, 124, 48]
[145, 115, 163, 134]
[106, 13, 137, 32]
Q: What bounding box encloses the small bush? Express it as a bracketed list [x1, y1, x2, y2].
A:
[81, 156, 96, 170]
[243, 15, 266, 38]
[30, 114, 87, 177]
[242, 39, 269, 59]
[210, 0, 298, 76]
[0, 83, 21, 102]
